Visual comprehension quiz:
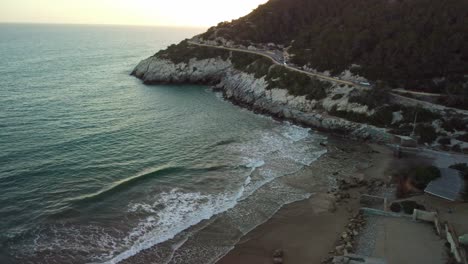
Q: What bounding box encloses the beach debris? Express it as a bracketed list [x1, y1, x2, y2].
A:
[273, 249, 283, 258]
[273, 257, 283, 264]
[354, 173, 366, 184]
[332, 256, 346, 264]
[272, 249, 284, 264]
[341, 232, 348, 240]
[335, 245, 345, 255]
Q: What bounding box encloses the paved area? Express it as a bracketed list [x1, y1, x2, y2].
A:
[357, 216, 446, 264]
[410, 195, 468, 235]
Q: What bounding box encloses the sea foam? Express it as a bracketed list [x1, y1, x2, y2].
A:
[101, 122, 327, 263]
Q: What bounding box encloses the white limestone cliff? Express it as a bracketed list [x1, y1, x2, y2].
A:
[132, 55, 393, 142]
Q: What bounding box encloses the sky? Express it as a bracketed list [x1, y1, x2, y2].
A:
[0, 0, 268, 27]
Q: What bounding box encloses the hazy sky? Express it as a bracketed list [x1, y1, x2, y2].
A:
[0, 0, 268, 27]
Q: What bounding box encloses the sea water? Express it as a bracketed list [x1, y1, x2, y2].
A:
[0, 24, 326, 263]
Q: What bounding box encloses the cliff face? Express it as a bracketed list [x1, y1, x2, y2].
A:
[132, 55, 393, 142]
[133, 57, 231, 84]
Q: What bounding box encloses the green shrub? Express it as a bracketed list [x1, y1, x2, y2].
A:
[415, 124, 437, 144]
[329, 106, 368, 123]
[449, 163, 468, 179]
[389, 124, 414, 136]
[442, 118, 466, 132]
[390, 203, 402, 213]
[438, 137, 451, 145]
[329, 105, 399, 128]
[400, 201, 426, 215]
[369, 106, 395, 127]
[332, 94, 344, 100]
[401, 107, 441, 124]
[407, 166, 441, 190]
[265, 65, 329, 100]
[457, 133, 468, 143]
[231, 52, 263, 71]
[452, 144, 462, 152]
[348, 88, 390, 109]
[156, 41, 229, 64]
[244, 58, 272, 78]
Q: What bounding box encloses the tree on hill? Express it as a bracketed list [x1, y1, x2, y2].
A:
[201, 0, 468, 93]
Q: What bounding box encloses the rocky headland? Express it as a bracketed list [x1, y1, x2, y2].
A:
[132, 41, 468, 151]
[132, 0, 468, 151]
[133, 55, 386, 141]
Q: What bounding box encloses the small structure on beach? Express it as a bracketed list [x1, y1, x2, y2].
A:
[424, 168, 465, 201]
[392, 135, 417, 147]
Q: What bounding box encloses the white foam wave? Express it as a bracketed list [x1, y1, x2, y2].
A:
[99, 123, 327, 263]
[101, 188, 244, 264]
[67, 123, 326, 264]
[244, 159, 265, 170]
[228, 122, 327, 200]
[280, 123, 311, 142]
[14, 224, 123, 263]
[163, 236, 189, 264]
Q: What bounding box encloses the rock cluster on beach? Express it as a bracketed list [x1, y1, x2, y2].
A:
[330, 173, 385, 203]
[321, 174, 385, 263]
[320, 213, 367, 264]
[336, 213, 366, 255]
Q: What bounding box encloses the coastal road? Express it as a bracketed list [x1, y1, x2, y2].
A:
[392, 93, 468, 115]
[187, 41, 468, 115]
[187, 41, 359, 88]
[392, 88, 444, 97]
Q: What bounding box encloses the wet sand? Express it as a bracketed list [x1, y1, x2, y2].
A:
[217, 142, 393, 264]
[119, 138, 394, 264]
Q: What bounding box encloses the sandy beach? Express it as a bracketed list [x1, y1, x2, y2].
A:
[217, 140, 394, 264]
[115, 136, 395, 264]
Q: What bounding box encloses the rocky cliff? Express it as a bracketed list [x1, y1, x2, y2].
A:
[132, 54, 394, 143]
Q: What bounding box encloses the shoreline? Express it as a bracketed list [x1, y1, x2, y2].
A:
[128, 55, 425, 263]
[216, 141, 393, 264]
[116, 136, 388, 264]
[117, 133, 393, 264]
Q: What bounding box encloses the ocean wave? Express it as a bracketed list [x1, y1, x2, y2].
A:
[244, 158, 265, 170]
[66, 164, 231, 206]
[116, 123, 326, 264]
[100, 188, 244, 264]
[280, 123, 311, 142]
[93, 123, 326, 263]
[8, 188, 246, 264]
[11, 124, 327, 264]
[230, 122, 327, 200]
[210, 139, 237, 147]
[66, 164, 182, 205]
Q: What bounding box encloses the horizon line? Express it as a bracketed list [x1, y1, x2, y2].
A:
[0, 21, 210, 29]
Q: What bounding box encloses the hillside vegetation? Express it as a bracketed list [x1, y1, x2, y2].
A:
[201, 0, 468, 96]
[157, 41, 330, 100]
[150, 1, 468, 152]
